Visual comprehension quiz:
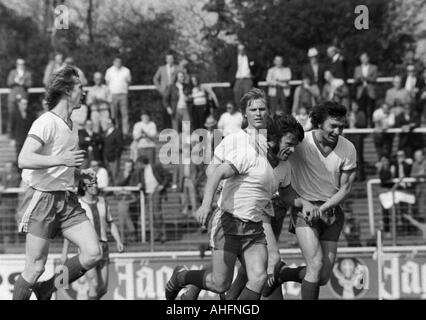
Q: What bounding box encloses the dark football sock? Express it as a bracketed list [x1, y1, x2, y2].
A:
[278, 266, 306, 284]
[177, 270, 208, 290]
[12, 275, 34, 300]
[44, 255, 88, 293]
[238, 286, 261, 300]
[225, 266, 247, 300]
[301, 279, 320, 300]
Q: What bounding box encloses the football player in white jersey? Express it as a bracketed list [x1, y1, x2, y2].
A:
[13, 66, 100, 300]
[263, 101, 357, 300]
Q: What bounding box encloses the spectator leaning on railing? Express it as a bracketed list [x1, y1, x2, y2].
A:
[42, 53, 65, 87]
[292, 74, 320, 116]
[78, 120, 104, 167]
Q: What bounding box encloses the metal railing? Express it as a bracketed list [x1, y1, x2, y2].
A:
[0, 186, 163, 250]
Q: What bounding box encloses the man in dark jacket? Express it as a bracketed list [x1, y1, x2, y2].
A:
[223, 42, 262, 106]
[78, 120, 103, 167]
[103, 118, 123, 185]
[135, 156, 171, 243]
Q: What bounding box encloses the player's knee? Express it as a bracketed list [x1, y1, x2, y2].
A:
[212, 278, 231, 294]
[81, 245, 102, 267]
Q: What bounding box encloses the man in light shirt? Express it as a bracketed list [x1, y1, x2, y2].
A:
[266, 55, 292, 115]
[105, 57, 132, 135]
[131, 111, 158, 164]
[372, 102, 396, 161]
[217, 102, 243, 136]
[86, 72, 112, 133]
[266, 101, 357, 300]
[13, 66, 100, 300]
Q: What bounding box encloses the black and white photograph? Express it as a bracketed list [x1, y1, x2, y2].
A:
[0, 0, 426, 310]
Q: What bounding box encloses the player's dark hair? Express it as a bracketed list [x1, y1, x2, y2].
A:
[268, 114, 304, 144]
[240, 88, 267, 114]
[310, 101, 347, 128]
[77, 180, 86, 197]
[45, 65, 79, 110]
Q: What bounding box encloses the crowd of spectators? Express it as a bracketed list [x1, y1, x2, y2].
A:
[2, 43, 426, 244]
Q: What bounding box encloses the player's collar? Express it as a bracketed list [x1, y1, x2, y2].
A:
[312, 130, 338, 158]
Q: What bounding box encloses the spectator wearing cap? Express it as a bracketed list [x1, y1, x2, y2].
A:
[217, 102, 242, 137]
[86, 72, 112, 133]
[7, 59, 32, 135]
[265, 55, 292, 115]
[353, 52, 378, 127]
[131, 111, 158, 164]
[326, 46, 348, 82]
[10, 98, 36, 161]
[105, 57, 132, 136]
[302, 47, 326, 89]
[372, 102, 395, 161]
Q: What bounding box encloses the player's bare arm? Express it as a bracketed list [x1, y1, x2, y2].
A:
[18, 137, 86, 169]
[195, 163, 236, 226]
[319, 169, 356, 213]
